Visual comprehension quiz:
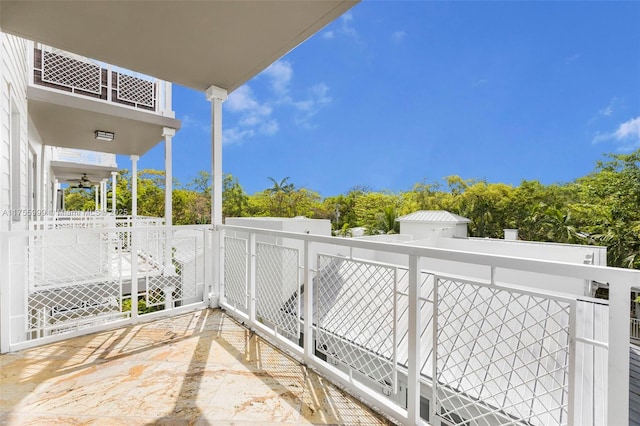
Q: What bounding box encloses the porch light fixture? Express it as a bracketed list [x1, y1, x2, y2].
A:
[95, 130, 115, 142]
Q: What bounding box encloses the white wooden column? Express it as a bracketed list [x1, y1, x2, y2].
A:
[101, 179, 107, 213]
[39, 144, 45, 211]
[52, 178, 59, 211]
[94, 185, 99, 211]
[205, 85, 227, 226]
[162, 128, 176, 274]
[206, 85, 227, 307]
[130, 155, 139, 217]
[163, 128, 175, 225]
[111, 171, 118, 214]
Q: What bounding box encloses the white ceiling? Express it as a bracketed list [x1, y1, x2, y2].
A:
[1, 1, 358, 92]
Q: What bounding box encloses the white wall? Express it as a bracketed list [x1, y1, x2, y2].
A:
[399, 222, 468, 239]
[0, 33, 29, 232]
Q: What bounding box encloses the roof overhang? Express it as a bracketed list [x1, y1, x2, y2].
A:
[27, 85, 180, 156]
[1, 1, 358, 92]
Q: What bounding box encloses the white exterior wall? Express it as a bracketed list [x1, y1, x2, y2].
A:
[399, 222, 468, 239]
[225, 217, 331, 236]
[0, 33, 29, 232]
[0, 32, 30, 346]
[350, 232, 606, 297]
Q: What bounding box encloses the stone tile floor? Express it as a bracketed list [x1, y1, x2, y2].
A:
[1, 309, 392, 425]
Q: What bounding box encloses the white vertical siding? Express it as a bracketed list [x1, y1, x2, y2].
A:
[0, 33, 28, 231]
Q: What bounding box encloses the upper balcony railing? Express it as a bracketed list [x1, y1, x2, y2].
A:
[30, 43, 173, 116]
[51, 147, 117, 168]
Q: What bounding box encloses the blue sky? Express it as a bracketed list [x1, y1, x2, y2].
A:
[119, 1, 640, 197]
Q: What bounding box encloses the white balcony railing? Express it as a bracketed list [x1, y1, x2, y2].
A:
[30, 43, 173, 116]
[1, 223, 637, 425]
[218, 224, 638, 426]
[0, 224, 210, 351]
[632, 318, 640, 342]
[51, 147, 117, 168]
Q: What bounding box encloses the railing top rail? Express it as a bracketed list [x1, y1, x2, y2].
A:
[219, 224, 640, 286]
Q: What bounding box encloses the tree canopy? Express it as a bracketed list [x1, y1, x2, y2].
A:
[64, 149, 640, 269]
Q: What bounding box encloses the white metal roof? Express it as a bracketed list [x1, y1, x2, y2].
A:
[396, 210, 471, 223]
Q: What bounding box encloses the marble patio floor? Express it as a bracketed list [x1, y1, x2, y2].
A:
[1, 309, 393, 425]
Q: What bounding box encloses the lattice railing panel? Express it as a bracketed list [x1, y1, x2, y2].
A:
[27, 281, 122, 335]
[255, 243, 300, 338]
[315, 254, 397, 391]
[29, 232, 112, 290]
[435, 278, 572, 426]
[116, 73, 155, 108]
[223, 237, 248, 309]
[42, 50, 102, 94]
[172, 237, 200, 302]
[142, 235, 201, 308]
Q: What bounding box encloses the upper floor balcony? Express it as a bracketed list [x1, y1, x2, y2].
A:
[51, 147, 117, 169]
[31, 43, 173, 117]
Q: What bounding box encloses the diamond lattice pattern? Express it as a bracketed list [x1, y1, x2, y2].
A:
[145, 236, 200, 307]
[29, 232, 113, 290]
[117, 73, 155, 107]
[27, 281, 122, 335]
[255, 243, 300, 338]
[435, 278, 571, 426]
[224, 237, 248, 310]
[42, 50, 101, 93]
[315, 255, 396, 391]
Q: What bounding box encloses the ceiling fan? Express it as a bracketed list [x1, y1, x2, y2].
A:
[68, 173, 97, 189]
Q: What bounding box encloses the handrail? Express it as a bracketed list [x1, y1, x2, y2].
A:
[218, 224, 636, 426]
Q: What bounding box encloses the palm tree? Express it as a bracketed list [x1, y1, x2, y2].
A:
[267, 177, 294, 194]
[266, 177, 294, 216]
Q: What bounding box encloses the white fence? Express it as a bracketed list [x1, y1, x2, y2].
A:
[0, 225, 211, 352]
[218, 224, 638, 426]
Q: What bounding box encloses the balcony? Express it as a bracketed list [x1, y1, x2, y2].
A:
[0, 309, 389, 424]
[1, 223, 637, 425]
[31, 44, 171, 115]
[51, 147, 117, 169]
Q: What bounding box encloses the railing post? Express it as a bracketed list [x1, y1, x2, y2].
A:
[248, 232, 256, 326]
[303, 240, 314, 364]
[0, 234, 11, 353]
[130, 227, 138, 323]
[106, 65, 112, 102]
[407, 254, 421, 425]
[608, 279, 632, 426]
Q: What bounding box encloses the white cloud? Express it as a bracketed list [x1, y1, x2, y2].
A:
[392, 30, 407, 43]
[224, 85, 276, 144]
[223, 127, 255, 145]
[226, 85, 269, 115]
[260, 120, 279, 135]
[598, 97, 617, 117]
[565, 53, 580, 64]
[262, 61, 293, 96]
[614, 116, 640, 140]
[180, 114, 209, 133]
[593, 116, 640, 151]
[340, 12, 356, 37]
[294, 83, 332, 126]
[322, 12, 357, 40]
[225, 62, 333, 143]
